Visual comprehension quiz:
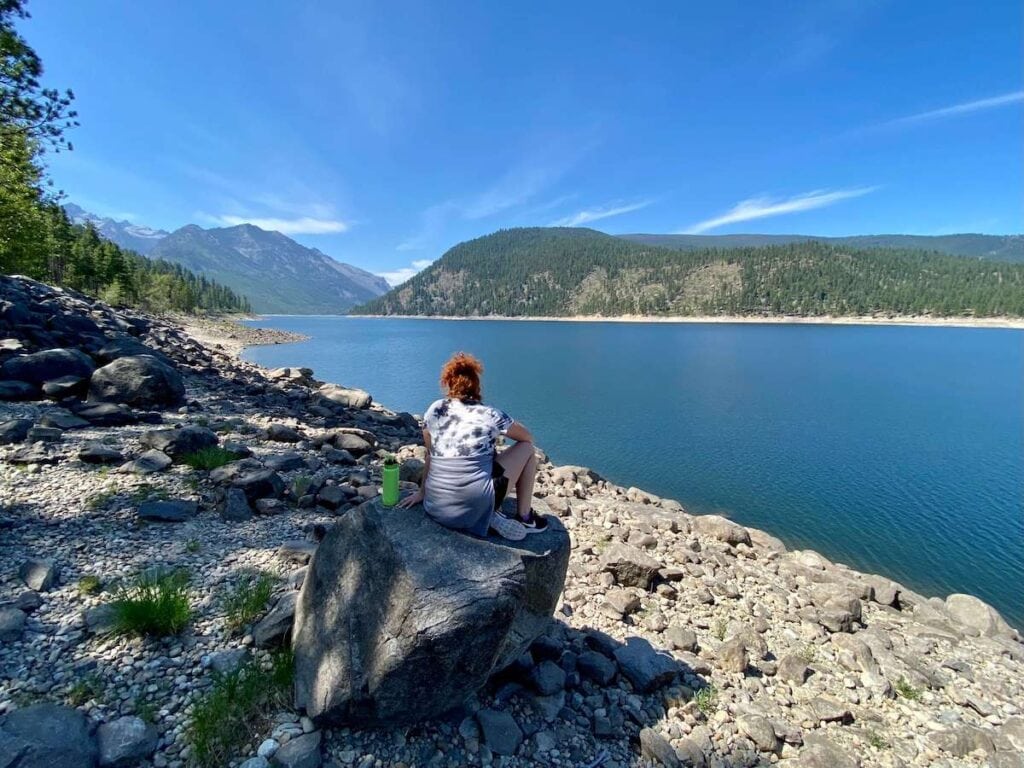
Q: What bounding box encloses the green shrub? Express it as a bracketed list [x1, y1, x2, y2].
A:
[223, 572, 275, 632]
[180, 447, 238, 471]
[187, 651, 294, 768]
[67, 673, 105, 706]
[78, 575, 103, 595]
[110, 569, 192, 636]
[694, 684, 717, 715]
[291, 474, 313, 498]
[895, 677, 922, 701]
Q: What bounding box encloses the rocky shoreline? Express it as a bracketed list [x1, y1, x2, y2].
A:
[1, 275, 1022, 768]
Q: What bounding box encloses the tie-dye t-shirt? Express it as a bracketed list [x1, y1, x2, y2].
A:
[423, 398, 514, 458]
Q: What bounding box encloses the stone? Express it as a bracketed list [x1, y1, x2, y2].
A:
[258, 738, 279, 758]
[203, 648, 250, 675]
[0, 703, 98, 768]
[927, 725, 996, 757]
[240, 759, 270, 768]
[83, 604, 118, 634]
[267, 423, 303, 443]
[691, 514, 752, 546]
[717, 636, 748, 674]
[254, 592, 298, 647]
[19, 559, 57, 592]
[271, 731, 321, 768]
[95, 338, 161, 363]
[475, 710, 523, 757]
[316, 485, 347, 510]
[41, 375, 88, 399]
[776, 654, 810, 684]
[664, 626, 698, 652]
[809, 697, 852, 724]
[529, 661, 567, 695]
[279, 541, 318, 564]
[221, 487, 254, 522]
[89, 355, 184, 408]
[605, 589, 641, 616]
[255, 498, 287, 515]
[639, 728, 680, 768]
[125, 449, 172, 474]
[265, 452, 307, 472]
[79, 442, 124, 464]
[233, 470, 286, 502]
[97, 716, 158, 767]
[796, 737, 859, 768]
[39, 410, 89, 430]
[74, 402, 138, 426]
[600, 542, 662, 589]
[0, 380, 36, 400]
[737, 714, 778, 753]
[293, 499, 570, 726]
[1, 348, 94, 385]
[675, 738, 707, 768]
[945, 593, 1014, 637]
[318, 383, 372, 409]
[613, 637, 678, 692]
[332, 433, 373, 457]
[577, 651, 617, 685]
[139, 425, 218, 458]
[0, 419, 32, 445]
[137, 500, 198, 522]
[0, 607, 26, 641]
[26, 426, 61, 442]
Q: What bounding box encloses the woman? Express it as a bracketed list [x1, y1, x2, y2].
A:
[398, 352, 547, 541]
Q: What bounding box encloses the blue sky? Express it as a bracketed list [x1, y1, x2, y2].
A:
[24, 0, 1024, 283]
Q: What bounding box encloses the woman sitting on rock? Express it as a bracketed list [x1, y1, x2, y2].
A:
[398, 351, 547, 540]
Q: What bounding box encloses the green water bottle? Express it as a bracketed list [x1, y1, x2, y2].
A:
[382, 456, 400, 507]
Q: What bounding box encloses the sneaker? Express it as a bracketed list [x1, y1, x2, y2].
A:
[518, 510, 549, 534]
[490, 510, 527, 541]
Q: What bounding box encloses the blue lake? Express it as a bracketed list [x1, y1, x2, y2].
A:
[242, 317, 1024, 629]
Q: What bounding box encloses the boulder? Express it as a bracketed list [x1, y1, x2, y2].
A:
[139, 425, 218, 459]
[73, 403, 138, 426]
[293, 498, 570, 726]
[0, 380, 37, 400]
[233, 470, 286, 502]
[123, 449, 172, 475]
[0, 419, 32, 445]
[89, 355, 184, 408]
[267, 424, 303, 443]
[221, 487, 254, 522]
[270, 730, 321, 768]
[332, 433, 373, 457]
[39, 410, 90, 430]
[945, 594, 1014, 638]
[79, 442, 124, 464]
[639, 728, 680, 768]
[475, 709, 523, 757]
[0, 703, 98, 768]
[318, 384, 371, 409]
[41, 375, 88, 399]
[613, 636, 679, 692]
[1, 348, 95, 385]
[137, 500, 198, 522]
[96, 716, 158, 767]
[691, 514, 752, 547]
[19, 559, 58, 592]
[600, 542, 662, 589]
[0, 607, 26, 641]
[253, 592, 298, 647]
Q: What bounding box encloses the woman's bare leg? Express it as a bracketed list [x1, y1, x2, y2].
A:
[495, 441, 538, 518]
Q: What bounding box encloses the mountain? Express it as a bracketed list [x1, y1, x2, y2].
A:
[353, 227, 1024, 319]
[63, 203, 170, 255]
[149, 224, 391, 314]
[620, 233, 1024, 262]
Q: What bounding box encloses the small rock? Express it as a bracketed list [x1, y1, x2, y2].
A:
[97, 715, 159, 767]
[137, 500, 198, 522]
[19, 558, 58, 591]
[271, 730, 321, 768]
[476, 709, 523, 757]
[639, 727, 681, 768]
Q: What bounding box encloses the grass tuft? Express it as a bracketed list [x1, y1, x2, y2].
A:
[894, 677, 922, 701]
[180, 446, 238, 471]
[712, 618, 727, 641]
[110, 568, 192, 637]
[223, 572, 276, 633]
[187, 651, 294, 768]
[694, 683, 717, 715]
[78, 575, 103, 595]
[67, 673, 105, 706]
[291, 474, 313, 498]
[867, 731, 888, 749]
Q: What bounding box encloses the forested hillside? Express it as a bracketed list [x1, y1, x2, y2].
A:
[0, 0, 249, 314]
[354, 228, 1024, 318]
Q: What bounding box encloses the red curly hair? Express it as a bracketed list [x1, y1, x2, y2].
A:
[440, 352, 483, 402]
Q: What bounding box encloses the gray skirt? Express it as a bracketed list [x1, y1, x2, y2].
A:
[423, 453, 495, 538]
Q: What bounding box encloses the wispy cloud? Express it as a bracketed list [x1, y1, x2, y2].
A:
[550, 199, 653, 228]
[885, 90, 1023, 128]
[682, 187, 877, 234]
[206, 214, 350, 235]
[377, 259, 434, 286]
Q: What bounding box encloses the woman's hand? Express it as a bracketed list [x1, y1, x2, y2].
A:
[397, 489, 424, 509]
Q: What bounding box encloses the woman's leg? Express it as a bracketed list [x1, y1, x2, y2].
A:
[495, 441, 538, 518]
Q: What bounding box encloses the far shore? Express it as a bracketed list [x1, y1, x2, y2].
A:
[345, 312, 1024, 330]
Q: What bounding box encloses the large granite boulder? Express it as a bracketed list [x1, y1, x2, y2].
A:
[88, 355, 184, 408]
[0, 703, 98, 768]
[0, 348, 95, 385]
[293, 498, 570, 727]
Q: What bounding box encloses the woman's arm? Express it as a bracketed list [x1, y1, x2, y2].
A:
[397, 429, 431, 508]
[505, 421, 533, 444]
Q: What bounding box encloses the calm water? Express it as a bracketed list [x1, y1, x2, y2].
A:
[242, 317, 1024, 629]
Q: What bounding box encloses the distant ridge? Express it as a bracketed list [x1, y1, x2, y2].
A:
[64, 204, 391, 314]
[620, 233, 1024, 262]
[355, 227, 1024, 319]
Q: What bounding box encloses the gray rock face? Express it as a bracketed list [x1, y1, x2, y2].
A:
[96, 716, 158, 767]
[1, 348, 95, 385]
[293, 499, 571, 726]
[137, 500, 198, 522]
[600, 542, 662, 589]
[89, 355, 184, 408]
[0, 703, 98, 768]
[139, 425, 218, 458]
[945, 593, 1015, 638]
[19, 559, 58, 592]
